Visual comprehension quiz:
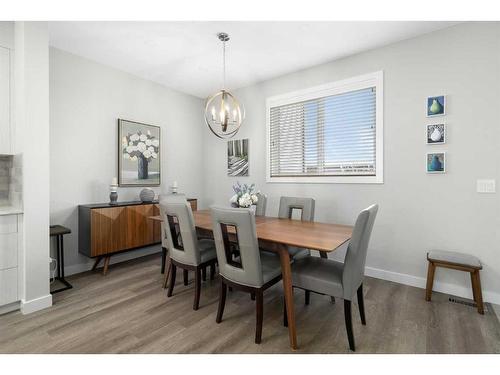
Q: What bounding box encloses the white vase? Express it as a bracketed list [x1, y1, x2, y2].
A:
[430, 128, 442, 142]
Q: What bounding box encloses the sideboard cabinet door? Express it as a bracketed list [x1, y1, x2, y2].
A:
[90, 206, 127, 257]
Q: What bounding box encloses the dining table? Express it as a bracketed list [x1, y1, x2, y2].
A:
[149, 209, 353, 350]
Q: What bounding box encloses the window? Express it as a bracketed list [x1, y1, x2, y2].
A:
[266, 71, 383, 183]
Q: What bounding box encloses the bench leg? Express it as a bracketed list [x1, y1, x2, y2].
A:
[471, 270, 484, 315]
[425, 261, 436, 301]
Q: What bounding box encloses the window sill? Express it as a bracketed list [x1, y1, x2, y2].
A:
[266, 175, 383, 184]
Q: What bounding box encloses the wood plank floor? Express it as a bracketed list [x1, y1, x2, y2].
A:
[1, 253, 499, 354]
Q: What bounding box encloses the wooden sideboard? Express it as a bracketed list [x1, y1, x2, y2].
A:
[79, 199, 197, 274]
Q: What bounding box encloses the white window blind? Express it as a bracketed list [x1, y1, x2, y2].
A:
[267, 72, 383, 183]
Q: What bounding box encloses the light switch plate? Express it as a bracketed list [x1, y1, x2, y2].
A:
[477, 179, 496, 193]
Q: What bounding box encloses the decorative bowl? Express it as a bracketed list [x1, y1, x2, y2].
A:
[139, 188, 155, 202]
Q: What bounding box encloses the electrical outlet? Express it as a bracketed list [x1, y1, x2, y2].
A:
[477, 179, 496, 193]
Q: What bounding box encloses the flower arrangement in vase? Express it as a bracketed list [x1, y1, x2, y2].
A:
[122, 130, 159, 180]
[230, 182, 258, 209]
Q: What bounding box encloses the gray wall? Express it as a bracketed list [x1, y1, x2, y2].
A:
[49, 47, 205, 274]
[201, 22, 500, 302]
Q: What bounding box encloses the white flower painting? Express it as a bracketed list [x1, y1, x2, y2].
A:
[118, 119, 160, 186]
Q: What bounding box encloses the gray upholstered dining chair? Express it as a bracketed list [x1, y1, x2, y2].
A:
[158, 194, 186, 289]
[278, 196, 315, 260]
[288, 204, 379, 351]
[160, 199, 217, 310]
[210, 206, 282, 344]
[158, 194, 186, 264]
[254, 192, 267, 216]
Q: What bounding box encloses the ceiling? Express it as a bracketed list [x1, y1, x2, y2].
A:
[49, 21, 458, 98]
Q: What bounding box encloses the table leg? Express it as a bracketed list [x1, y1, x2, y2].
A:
[278, 244, 298, 350]
[60, 235, 66, 279]
[50, 233, 73, 294]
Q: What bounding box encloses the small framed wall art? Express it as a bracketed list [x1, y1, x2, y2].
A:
[426, 152, 446, 174]
[427, 123, 446, 144]
[426, 95, 446, 117]
[227, 138, 249, 177]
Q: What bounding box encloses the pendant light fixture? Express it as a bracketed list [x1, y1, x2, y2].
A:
[204, 32, 245, 139]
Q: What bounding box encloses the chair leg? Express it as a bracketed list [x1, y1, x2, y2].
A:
[161, 247, 167, 274]
[255, 290, 263, 344]
[216, 279, 227, 323]
[357, 284, 366, 325]
[425, 261, 436, 301]
[202, 267, 207, 281]
[305, 290, 310, 305]
[471, 270, 485, 314]
[193, 268, 201, 310]
[210, 263, 215, 280]
[167, 264, 177, 297]
[183, 269, 189, 286]
[344, 300, 355, 351]
[163, 260, 172, 289]
[283, 297, 288, 327]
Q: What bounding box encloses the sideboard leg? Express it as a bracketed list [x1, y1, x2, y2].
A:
[103, 256, 111, 276]
[92, 257, 102, 271]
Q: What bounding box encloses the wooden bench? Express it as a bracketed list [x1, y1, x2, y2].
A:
[425, 250, 484, 314]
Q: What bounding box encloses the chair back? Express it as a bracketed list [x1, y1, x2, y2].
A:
[159, 194, 186, 249]
[159, 196, 200, 266]
[210, 206, 264, 288]
[254, 193, 267, 216]
[278, 196, 315, 221]
[342, 204, 379, 299]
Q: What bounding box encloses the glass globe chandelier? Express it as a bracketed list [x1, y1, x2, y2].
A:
[204, 32, 245, 139]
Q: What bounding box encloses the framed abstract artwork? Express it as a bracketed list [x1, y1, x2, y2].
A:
[426, 152, 446, 174]
[227, 138, 249, 177]
[118, 119, 161, 186]
[426, 95, 446, 117]
[427, 123, 446, 144]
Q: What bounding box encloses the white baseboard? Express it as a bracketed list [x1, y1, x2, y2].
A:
[365, 266, 500, 305]
[21, 294, 52, 314]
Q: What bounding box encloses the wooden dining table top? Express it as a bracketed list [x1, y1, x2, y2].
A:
[150, 209, 353, 252]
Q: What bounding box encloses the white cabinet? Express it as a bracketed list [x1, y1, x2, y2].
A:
[0, 214, 17, 234]
[0, 233, 17, 268]
[0, 214, 19, 308]
[0, 46, 11, 154]
[0, 267, 17, 305]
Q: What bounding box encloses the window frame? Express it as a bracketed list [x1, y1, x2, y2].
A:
[266, 71, 384, 184]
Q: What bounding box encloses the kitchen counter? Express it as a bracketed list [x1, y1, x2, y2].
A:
[0, 206, 23, 216]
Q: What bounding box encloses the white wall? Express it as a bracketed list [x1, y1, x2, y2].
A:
[49, 47, 205, 274]
[202, 22, 500, 303]
[0, 22, 14, 49]
[15, 22, 52, 313]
